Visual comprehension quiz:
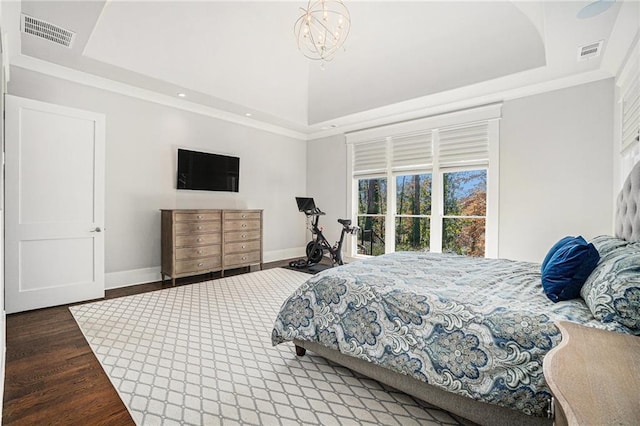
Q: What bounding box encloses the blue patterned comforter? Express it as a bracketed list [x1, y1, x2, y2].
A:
[272, 252, 626, 418]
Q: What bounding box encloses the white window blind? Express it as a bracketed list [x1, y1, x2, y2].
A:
[621, 54, 640, 152]
[438, 122, 489, 168]
[353, 139, 387, 175]
[391, 131, 432, 171]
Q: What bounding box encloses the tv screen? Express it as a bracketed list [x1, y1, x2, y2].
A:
[177, 149, 239, 192]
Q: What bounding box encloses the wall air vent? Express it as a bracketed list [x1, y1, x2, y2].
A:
[21, 14, 75, 48]
[578, 40, 603, 61]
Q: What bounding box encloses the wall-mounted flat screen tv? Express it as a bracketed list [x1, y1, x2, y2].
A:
[177, 149, 239, 192]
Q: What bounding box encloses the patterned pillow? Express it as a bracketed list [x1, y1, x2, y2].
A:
[580, 244, 640, 333]
[589, 235, 629, 257]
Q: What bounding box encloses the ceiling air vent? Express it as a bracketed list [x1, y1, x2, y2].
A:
[21, 14, 75, 48]
[578, 40, 603, 61]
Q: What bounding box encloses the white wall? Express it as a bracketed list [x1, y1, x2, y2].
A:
[499, 78, 614, 262]
[8, 67, 308, 287]
[306, 134, 348, 244]
[307, 79, 615, 263]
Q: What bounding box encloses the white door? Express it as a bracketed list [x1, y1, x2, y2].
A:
[5, 95, 106, 313]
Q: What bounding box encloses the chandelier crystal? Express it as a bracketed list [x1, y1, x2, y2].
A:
[294, 0, 351, 61]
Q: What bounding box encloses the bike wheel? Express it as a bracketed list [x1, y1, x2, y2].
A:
[306, 241, 324, 264]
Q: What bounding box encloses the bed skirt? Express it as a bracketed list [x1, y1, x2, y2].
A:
[293, 339, 552, 426]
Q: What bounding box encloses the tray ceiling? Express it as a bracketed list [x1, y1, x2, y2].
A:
[6, 1, 629, 136]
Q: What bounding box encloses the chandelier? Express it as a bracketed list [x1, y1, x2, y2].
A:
[294, 0, 351, 61]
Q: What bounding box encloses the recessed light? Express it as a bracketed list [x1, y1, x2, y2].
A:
[245, 113, 252, 117]
[177, 93, 186, 98]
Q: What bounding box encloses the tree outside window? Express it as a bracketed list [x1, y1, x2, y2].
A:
[395, 173, 431, 252]
[357, 178, 386, 256]
[442, 170, 486, 257]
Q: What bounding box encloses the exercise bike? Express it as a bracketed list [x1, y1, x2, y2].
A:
[290, 197, 359, 268]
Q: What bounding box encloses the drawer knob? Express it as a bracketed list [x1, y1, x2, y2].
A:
[197, 215, 202, 219]
[241, 214, 246, 218]
[197, 238, 202, 242]
[242, 256, 247, 260]
[197, 250, 203, 254]
[242, 245, 246, 249]
[197, 226, 203, 230]
[241, 234, 246, 238]
[198, 262, 203, 267]
[242, 224, 247, 227]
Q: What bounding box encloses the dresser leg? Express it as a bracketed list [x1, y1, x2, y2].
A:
[172, 277, 175, 286]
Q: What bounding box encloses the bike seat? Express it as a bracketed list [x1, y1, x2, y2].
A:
[337, 219, 352, 226]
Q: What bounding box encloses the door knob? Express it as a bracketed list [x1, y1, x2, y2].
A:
[90, 227, 102, 233]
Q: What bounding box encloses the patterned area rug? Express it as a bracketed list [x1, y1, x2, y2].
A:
[70, 268, 462, 426]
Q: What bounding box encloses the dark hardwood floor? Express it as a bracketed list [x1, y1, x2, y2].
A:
[2, 259, 312, 425]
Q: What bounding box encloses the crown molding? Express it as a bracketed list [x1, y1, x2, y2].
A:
[10, 54, 310, 141]
[10, 54, 613, 145]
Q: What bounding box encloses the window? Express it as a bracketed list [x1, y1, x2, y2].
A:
[619, 46, 639, 152]
[347, 104, 501, 258]
[618, 39, 640, 179]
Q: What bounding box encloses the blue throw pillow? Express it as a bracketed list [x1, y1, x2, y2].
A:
[541, 236, 577, 272]
[541, 237, 600, 302]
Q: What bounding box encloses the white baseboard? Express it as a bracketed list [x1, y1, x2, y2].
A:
[105, 247, 306, 290]
[105, 267, 162, 290]
[263, 247, 306, 263]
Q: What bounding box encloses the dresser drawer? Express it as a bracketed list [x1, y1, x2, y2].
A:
[175, 212, 221, 222]
[224, 219, 261, 232]
[175, 257, 221, 274]
[175, 233, 221, 247]
[176, 245, 221, 261]
[224, 240, 261, 254]
[224, 251, 261, 267]
[175, 221, 221, 235]
[224, 230, 261, 243]
[225, 211, 261, 221]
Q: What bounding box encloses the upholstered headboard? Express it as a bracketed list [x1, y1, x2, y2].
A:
[615, 160, 640, 242]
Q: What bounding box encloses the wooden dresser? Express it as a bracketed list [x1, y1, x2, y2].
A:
[161, 209, 263, 285]
[543, 321, 640, 425]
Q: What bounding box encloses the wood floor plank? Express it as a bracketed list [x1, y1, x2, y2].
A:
[3, 303, 134, 425]
[2, 261, 302, 425]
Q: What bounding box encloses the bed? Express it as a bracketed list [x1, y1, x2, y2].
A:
[272, 162, 640, 426]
